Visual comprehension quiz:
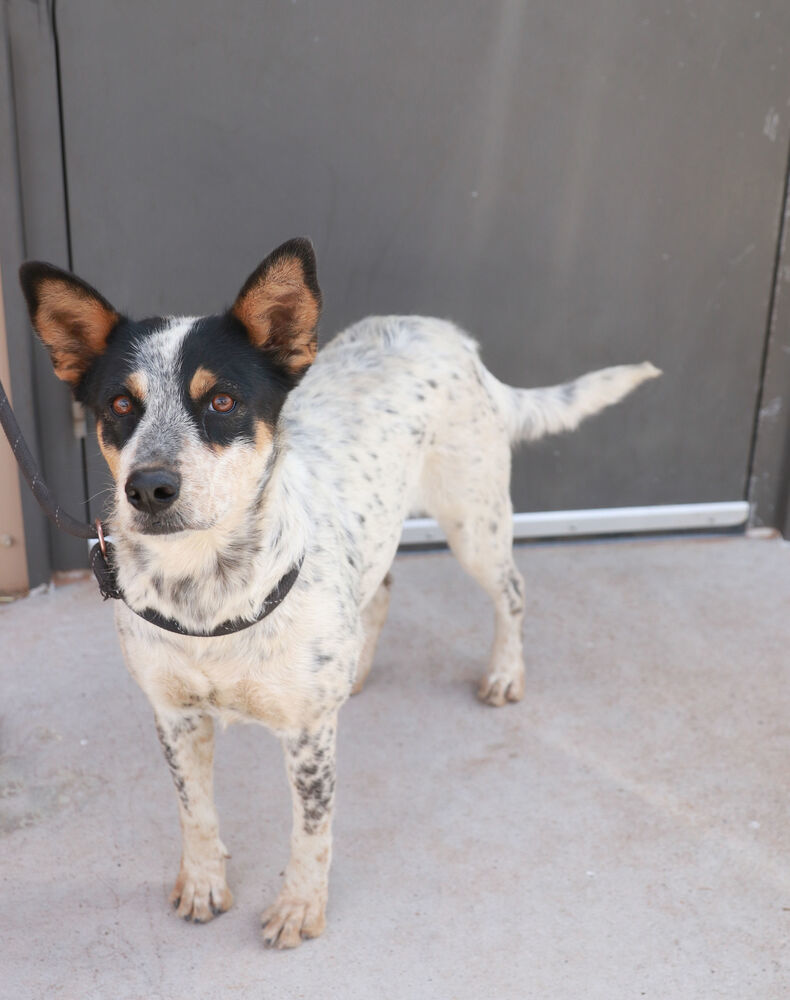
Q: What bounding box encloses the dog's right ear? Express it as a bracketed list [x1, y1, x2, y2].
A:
[18, 262, 121, 387]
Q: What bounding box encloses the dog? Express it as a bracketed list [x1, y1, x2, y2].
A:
[19, 238, 658, 947]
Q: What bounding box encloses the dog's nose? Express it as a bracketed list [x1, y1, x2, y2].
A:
[125, 467, 181, 514]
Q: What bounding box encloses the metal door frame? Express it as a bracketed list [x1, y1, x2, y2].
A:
[747, 156, 790, 535]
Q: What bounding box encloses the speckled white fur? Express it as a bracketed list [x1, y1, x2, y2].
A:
[111, 314, 658, 945]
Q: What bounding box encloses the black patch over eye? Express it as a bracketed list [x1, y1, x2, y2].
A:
[209, 393, 236, 413]
[179, 313, 296, 448]
[111, 394, 133, 416]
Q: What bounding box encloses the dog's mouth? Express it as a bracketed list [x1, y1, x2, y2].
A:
[131, 511, 189, 536]
[129, 507, 219, 536]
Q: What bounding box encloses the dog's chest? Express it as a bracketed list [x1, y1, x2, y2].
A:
[117, 605, 318, 732]
[162, 665, 297, 730]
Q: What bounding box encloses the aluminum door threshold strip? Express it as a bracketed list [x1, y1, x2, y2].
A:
[400, 501, 749, 544]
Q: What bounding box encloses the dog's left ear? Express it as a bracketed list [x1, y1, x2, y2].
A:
[231, 237, 322, 377]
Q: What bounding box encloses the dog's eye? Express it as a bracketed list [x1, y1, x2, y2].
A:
[209, 393, 236, 413]
[111, 395, 133, 416]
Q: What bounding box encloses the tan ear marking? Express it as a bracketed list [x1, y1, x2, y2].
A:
[231, 238, 321, 377]
[19, 263, 120, 386]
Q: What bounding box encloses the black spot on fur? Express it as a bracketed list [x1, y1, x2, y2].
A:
[286, 727, 336, 831]
[214, 533, 256, 586]
[128, 542, 149, 571]
[559, 382, 577, 404]
[170, 575, 196, 605]
[506, 572, 525, 615]
[295, 768, 335, 834]
[313, 651, 333, 673]
[156, 721, 191, 812]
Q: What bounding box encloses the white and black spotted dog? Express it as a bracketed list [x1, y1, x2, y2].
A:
[20, 239, 658, 947]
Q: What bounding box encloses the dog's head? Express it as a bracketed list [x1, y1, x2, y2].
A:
[19, 238, 321, 536]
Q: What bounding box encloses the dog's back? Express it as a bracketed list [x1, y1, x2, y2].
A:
[287, 313, 658, 460]
[279, 315, 658, 643]
[283, 313, 658, 528]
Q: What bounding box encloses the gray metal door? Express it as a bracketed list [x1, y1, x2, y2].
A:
[4, 0, 790, 573]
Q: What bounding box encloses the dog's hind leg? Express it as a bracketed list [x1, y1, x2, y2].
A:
[442, 504, 526, 706]
[421, 434, 526, 706]
[155, 711, 233, 922]
[351, 574, 393, 695]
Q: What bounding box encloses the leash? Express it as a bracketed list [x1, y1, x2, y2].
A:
[0, 375, 98, 540]
[0, 375, 302, 636]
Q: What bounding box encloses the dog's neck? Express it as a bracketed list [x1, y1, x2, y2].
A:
[111, 446, 312, 632]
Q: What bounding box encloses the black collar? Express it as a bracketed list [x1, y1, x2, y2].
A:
[89, 541, 303, 637]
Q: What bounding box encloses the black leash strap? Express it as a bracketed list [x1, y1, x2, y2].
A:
[0, 376, 97, 539]
[1, 375, 302, 636]
[89, 539, 123, 601]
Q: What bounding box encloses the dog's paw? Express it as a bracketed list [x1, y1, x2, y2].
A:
[170, 864, 233, 923]
[478, 670, 525, 707]
[261, 893, 326, 949]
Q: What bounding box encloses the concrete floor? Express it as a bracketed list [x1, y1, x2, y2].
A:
[1, 534, 789, 999]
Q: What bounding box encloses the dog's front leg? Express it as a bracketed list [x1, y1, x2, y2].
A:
[261, 714, 338, 948]
[155, 711, 233, 922]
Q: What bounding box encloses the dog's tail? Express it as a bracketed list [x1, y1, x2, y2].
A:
[488, 362, 661, 444]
